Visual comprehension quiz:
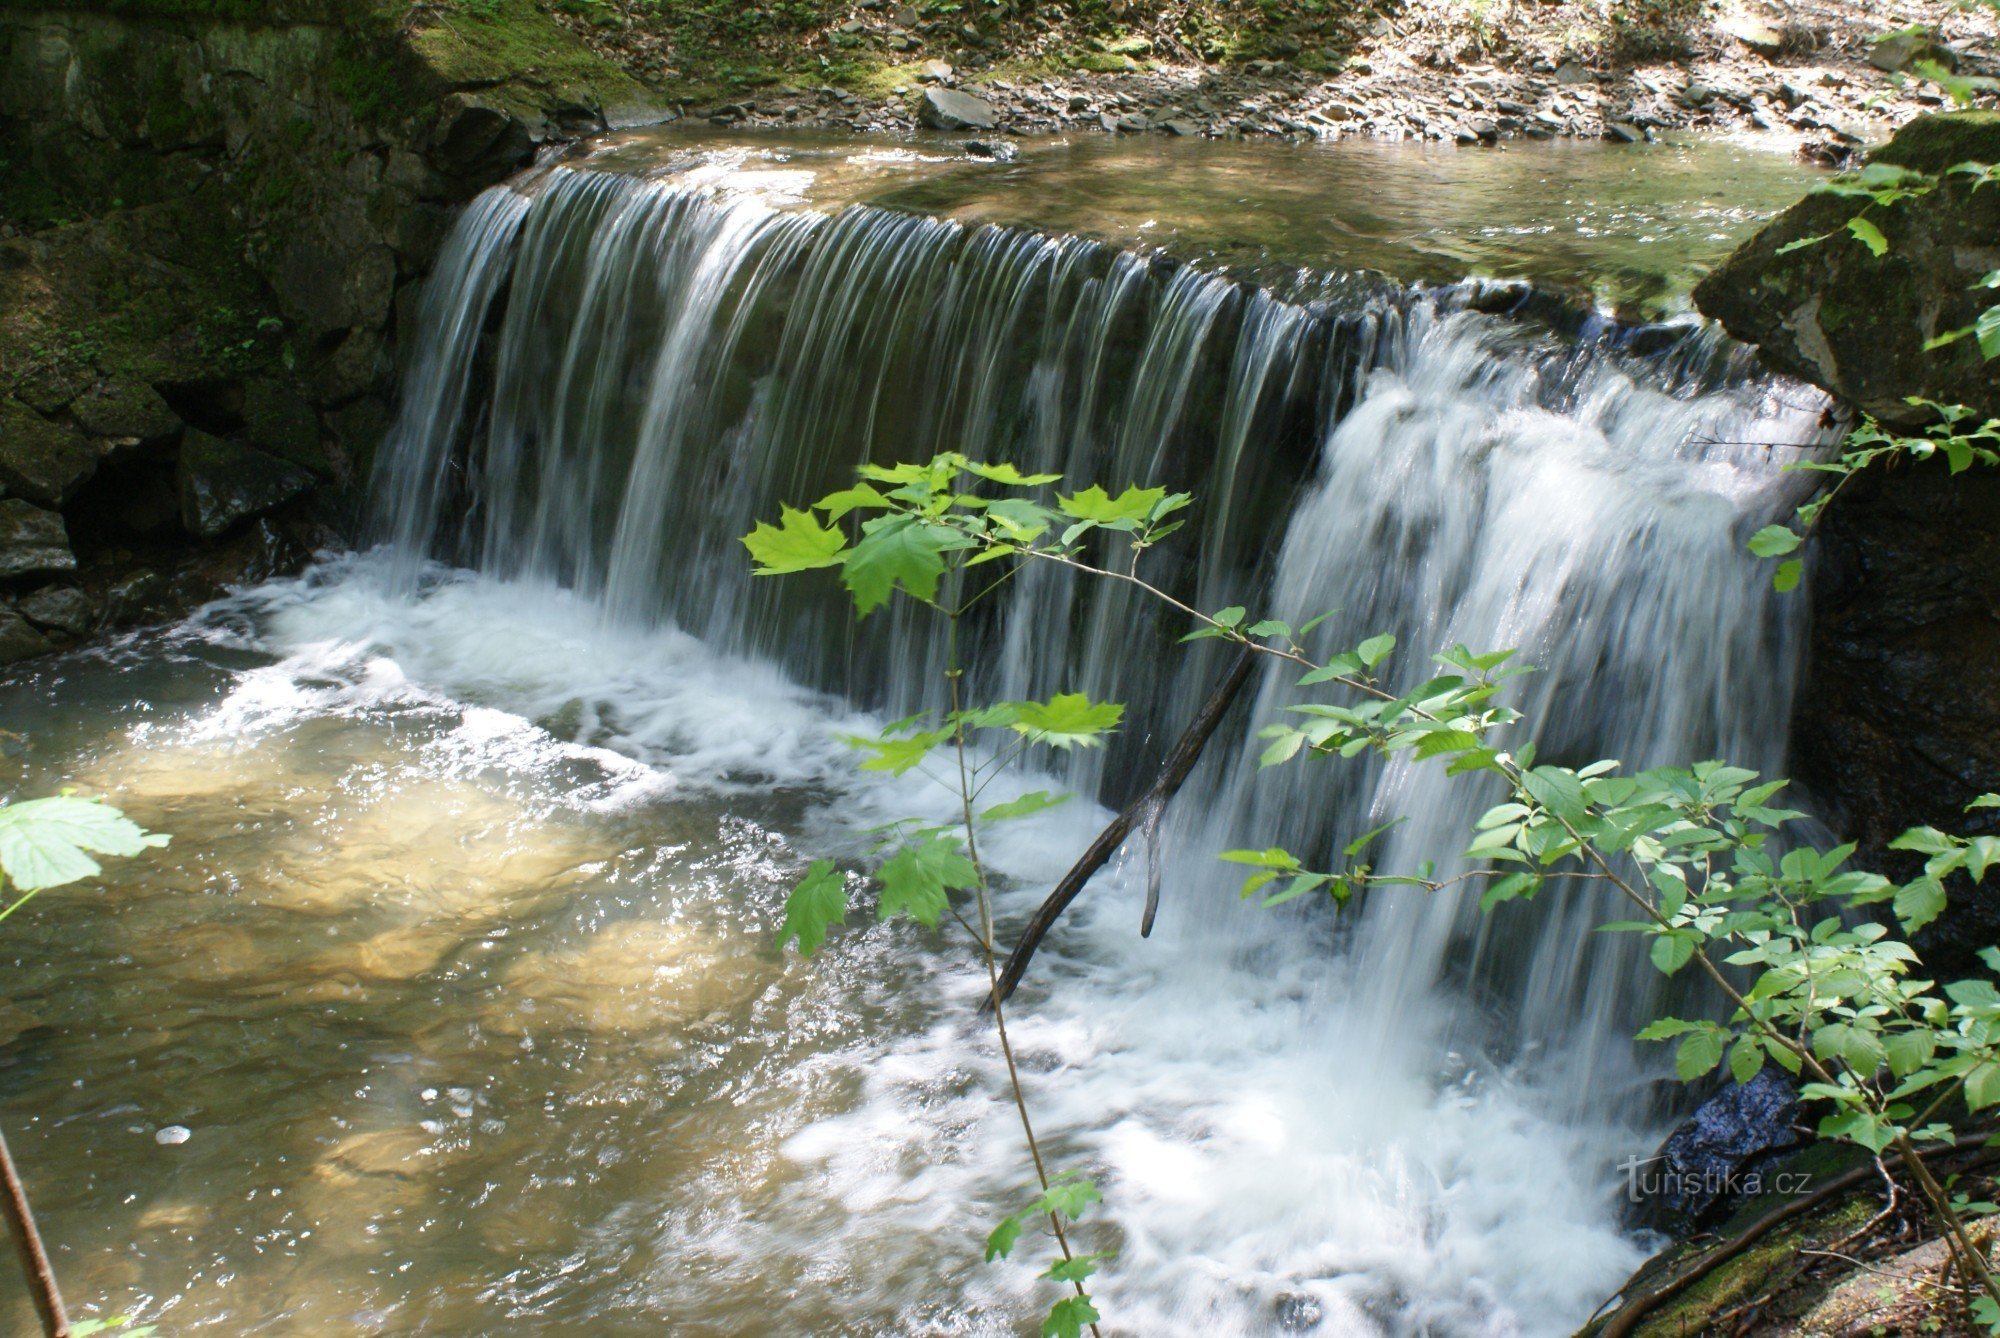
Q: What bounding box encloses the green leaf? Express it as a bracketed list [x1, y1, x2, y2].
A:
[980, 790, 1071, 823]
[1342, 817, 1405, 858]
[1042, 1296, 1102, 1338]
[814, 482, 892, 520]
[841, 728, 952, 776]
[1676, 1029, 1725, 1081]
[1772, 559, 1803, 593]
[1040, 1251, 1114, 1285]
[1884, 1029, 1937, 1079]
[1728, 1035, 1766, 1085]
[1004, 693, 1125, 749]
[0, 796, 168, 895]
[742, 505, 848, 574]
[985, 1214, 1023, 1261]
[1846, 216, 1889, 257]
[877, 836, 978, 927]
[1357, 634, 1396, 668]
[1747, 525, 1801, 557]
[1967, 1061, 2000, 1111]
[1635, 1017, 1701, 1041]
[1057, 483, 1167, 525]
[779, 859, 848, 957]
[1031, 1174, 1103, 1222]
[961, 460, 1062, 487]
[1479, 871, 1538, 911]
[841, 514, 975, 616]
[1521, 767, 1589, 823]
[1894, 876, 1947, 934]
[1650, 931, 1697, 977]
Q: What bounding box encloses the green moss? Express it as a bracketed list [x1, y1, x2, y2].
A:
[1874, 110, 2000, 175]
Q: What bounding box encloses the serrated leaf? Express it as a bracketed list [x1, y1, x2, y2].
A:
[1773, 559, 1803, 593]
[1357, 633, 1396, 668]
[1846, 215, 1889, 257]
[1676, 1029, 1724, 1081]
[1057, 483, 1167, 525]
[961, 460, 1062, 487]
[1042, 1296, 1102, 1338]
[1894, 875, 1947, 934]
[815, 482, 892, 520]
[1729, 1035, 1766, 1084]
[1651, 931, 1697, 977]
[743, 505, 848, 574]
[0, 796, 168, 895]
[1004, 693, 1124, 749]
[1747, 525, 1801, 557]
[1040, 1251, 1113, 1285]
[984, 1213, 1023, 1262]
[841, 514, 975, 616]
[841, 728, 952, 776]
[877, 836, 977, 927]
[779, 859, 847, 957]
[980, 790, 1071, 823]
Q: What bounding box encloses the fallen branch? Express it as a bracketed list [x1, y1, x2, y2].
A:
[0, 1125, 68, 1337]
[984, 646, 1255, 1010]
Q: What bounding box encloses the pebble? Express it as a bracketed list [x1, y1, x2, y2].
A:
[156, 1125, 191, 1145]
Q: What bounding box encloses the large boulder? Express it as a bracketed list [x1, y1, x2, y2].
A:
[1693, 111, 2000, 427]
[918, 86, 998, 132]
[176, 430, 315, 540]
[0, 400, 100, 506]
[69, 379, 180, 444]
[0, 500, 76, 581]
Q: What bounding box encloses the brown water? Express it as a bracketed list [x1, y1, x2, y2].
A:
[576, 126, 1822, 314]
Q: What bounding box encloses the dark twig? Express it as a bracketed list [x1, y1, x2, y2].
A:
[0, 1126, 67, 1337]
[984, 646, 1255, 1010]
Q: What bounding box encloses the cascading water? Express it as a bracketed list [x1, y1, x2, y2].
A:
[0, 145, 1835, 1336]
[340, 162, 1829, 1331]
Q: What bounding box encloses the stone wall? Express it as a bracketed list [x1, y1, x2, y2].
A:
[0, 0, 656, 661]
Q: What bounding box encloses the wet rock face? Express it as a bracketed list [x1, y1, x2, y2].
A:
[1792, 459, 2000, 975]
[1627, 1070, 1803, 1234]
[177, 430, 316, 540]
[1694, 111, 2000, 428]
[1697, 113, 2000, 970]
[0, 500, 75, 582]
[0, 3, 653, 667]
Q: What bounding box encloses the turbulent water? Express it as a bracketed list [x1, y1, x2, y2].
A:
[0, 141, 1832, 1335]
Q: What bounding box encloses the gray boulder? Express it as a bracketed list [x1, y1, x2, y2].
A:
[0, 500, 76, 581]
[177, 430, 315, 540]
[919, 86, 997, 131]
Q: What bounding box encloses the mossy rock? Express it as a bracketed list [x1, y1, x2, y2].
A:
[1694, 111, 2000, 425]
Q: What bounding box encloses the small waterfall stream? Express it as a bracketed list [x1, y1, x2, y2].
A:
[343, 164, 1831, 1329]
[0, 147, 1836, 1336]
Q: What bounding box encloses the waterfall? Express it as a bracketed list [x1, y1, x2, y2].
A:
[348, 164, 1831, 1332]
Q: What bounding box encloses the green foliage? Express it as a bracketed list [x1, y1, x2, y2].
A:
[0, 794, 167, 926]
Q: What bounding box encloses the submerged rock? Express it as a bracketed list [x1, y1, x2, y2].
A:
[0, 500, 76, 581]
[176, 430, 315, 540]
[919, 86, 997, 131]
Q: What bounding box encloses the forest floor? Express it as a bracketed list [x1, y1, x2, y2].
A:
[541, 0, 1999, 156]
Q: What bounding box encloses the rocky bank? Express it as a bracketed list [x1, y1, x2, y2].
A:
[0, 0, 655, 661]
